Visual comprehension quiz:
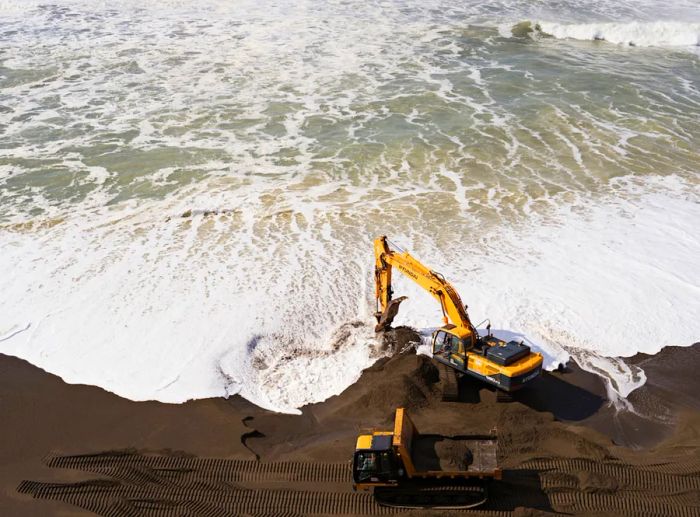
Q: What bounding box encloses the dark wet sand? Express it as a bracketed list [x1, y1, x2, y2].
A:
[2, 333, 699, 516]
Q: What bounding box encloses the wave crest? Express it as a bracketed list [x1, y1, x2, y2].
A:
[512, 20, 700, 48]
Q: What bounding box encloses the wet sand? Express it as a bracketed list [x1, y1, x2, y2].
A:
[2, 331, 699, 516]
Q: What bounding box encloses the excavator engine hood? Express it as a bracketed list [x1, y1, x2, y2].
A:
[485, 341, 531, 366]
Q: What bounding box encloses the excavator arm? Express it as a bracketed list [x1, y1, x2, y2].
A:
[373, 236, 477, 343]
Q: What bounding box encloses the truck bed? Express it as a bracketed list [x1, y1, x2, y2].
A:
[410, 435, 498, 474]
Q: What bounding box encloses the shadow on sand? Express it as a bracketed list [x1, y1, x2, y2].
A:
[484, 469, 554, 512]
[457, 369, 606, 422]
[515, 370, 606, 421]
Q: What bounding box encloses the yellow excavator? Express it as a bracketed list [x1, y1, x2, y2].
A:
[374, 235, 543, 393]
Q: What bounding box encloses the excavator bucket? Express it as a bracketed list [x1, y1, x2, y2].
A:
[375, 296, 407, 332]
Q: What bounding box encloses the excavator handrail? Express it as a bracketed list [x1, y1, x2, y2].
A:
[385, 237, 407, 253]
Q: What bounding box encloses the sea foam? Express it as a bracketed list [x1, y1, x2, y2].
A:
[1, 175, 697, 412]
[529, 21, 700, 48]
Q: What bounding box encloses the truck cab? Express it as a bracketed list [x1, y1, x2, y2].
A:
[352, 434, 401, 489]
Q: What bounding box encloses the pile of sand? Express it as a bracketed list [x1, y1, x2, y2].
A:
[412, 436, 474, 471]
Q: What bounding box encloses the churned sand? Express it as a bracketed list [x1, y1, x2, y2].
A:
[2, 329, 698, 516]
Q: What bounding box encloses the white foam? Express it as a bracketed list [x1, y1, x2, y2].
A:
[0, 0, 34, 14]
[534, 21, 700, 47]
[1, 175, 697, 410]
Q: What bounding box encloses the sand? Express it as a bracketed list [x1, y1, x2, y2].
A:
[2, 330, 699, 516]
[410, 437, 497, 473]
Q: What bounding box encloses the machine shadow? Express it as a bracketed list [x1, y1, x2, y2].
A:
[483, 469, 555, 512]
[457, 370, 605, 422]
[514, 371, 606, 421]
[455, 326, 608, 422]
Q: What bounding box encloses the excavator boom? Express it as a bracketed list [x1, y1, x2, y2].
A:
[374, 236, 476, 342]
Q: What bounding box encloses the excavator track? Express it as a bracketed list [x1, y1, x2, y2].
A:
[496, 390, 514, 403]
[438, 362, 460, 402]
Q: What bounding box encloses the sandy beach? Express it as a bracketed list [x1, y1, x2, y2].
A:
[2, 329, 698, 516]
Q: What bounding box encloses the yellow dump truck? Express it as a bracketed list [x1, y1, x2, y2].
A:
[352, 408, 500, 509]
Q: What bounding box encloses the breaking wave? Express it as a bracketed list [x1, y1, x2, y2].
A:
[511, 20, 700, 48]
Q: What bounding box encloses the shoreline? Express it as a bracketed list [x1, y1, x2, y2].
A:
[2, 336, 699, 516]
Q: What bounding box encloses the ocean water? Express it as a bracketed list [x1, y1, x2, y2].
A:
[1, 0, 698, 413]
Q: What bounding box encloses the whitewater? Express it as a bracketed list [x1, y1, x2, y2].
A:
[1, 0, 698, 413]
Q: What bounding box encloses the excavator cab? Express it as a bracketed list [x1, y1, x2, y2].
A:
[432, 326, 473, 359]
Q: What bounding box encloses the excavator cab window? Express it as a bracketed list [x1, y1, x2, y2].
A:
[460, 336, 473, 353]
[433, 331, 466, 356]
[432, 331, 448, 355]
[449, 334, 464, 354]
[352, 450, 398, 484]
